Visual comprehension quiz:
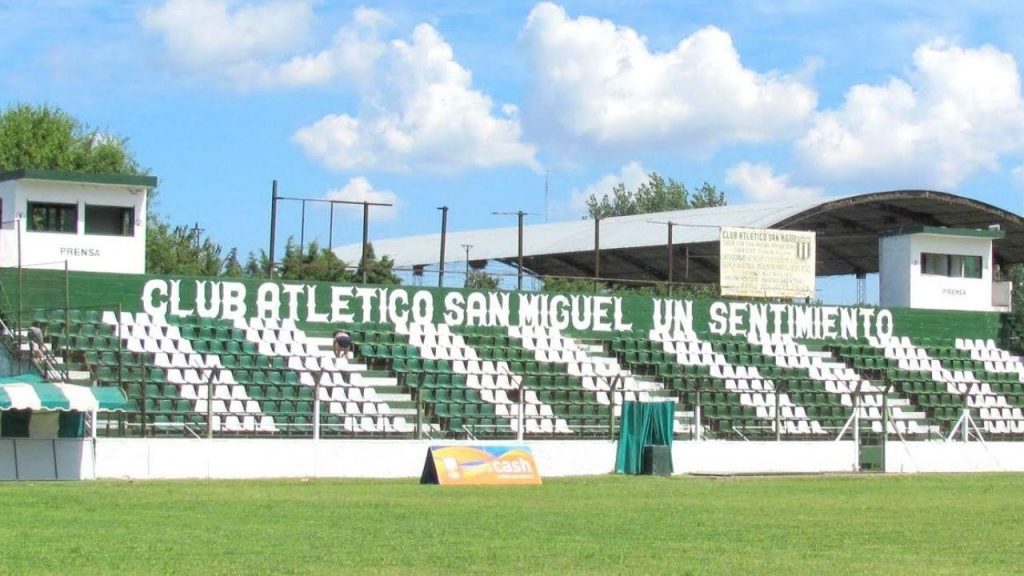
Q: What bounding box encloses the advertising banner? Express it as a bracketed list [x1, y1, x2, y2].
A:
[420, 445, 542, 486]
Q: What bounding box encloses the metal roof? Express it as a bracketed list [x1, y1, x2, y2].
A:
[0, 168, 158, 189]
[333, 190, 1024, 282]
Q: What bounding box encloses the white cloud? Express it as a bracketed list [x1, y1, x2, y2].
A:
[293, 23, 538, 172]
[142, 0, 315, 82]
[725, 162, 820, 202]
[323, 177, 398, 220]
[797, 39, 1024, 189]
[565, 161, 649, 217]
[1013, 164, 1024, 184]
[520, 2, 816, 152]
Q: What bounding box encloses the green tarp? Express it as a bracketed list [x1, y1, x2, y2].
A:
[614, 401, 675, 474]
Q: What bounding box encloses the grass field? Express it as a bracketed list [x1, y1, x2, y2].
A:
[1, 473, 1021, 575]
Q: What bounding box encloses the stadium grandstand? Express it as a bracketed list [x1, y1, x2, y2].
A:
[3, 170, 1024, 479]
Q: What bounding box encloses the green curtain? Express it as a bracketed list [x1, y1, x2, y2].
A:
[614, 401, 675, 474]
[58, 412, 85, 438]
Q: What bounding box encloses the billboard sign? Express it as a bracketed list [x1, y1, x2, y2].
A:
[720, 227, 816, 299]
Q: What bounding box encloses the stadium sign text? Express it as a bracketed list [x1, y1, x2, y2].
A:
[140, 279, 894, 340]
[140, 280, 634, 332]
[653, 299, 893, 341]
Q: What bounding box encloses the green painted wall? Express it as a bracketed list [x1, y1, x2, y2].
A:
[0, 269, 1005, 343]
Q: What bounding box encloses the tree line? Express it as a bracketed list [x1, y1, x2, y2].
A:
[0, 103, 723, 289]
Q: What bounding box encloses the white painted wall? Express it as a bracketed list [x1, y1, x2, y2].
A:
[93, 438, 857, 480]
[673, 441, 858, 474]
[885, 441, 1024, 473]
[879, 232, 1000, 312]
[0, 439, 94, 480]
[0, 178, 147, 273]
[9, 438, 1024, 480]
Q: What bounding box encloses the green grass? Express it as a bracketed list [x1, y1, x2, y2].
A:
[1, 474, 1022, 575]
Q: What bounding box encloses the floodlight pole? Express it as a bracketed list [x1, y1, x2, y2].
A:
[667, 222, 674, 296]
[437, 206, 448, 288]
[269, 180, 278, 279]
[494, 210, 530, 290]
[462, 244, 473, 283]
[593, 217, 600, 292]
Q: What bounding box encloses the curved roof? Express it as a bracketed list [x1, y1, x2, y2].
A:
[334, 190, 1024, 282]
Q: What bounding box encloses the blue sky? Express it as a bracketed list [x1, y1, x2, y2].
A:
[3, 1, 1024, 299]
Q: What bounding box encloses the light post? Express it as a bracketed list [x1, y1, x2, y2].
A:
[438, 206, 448, 287]
[461, 244, 473, 285]
[493, 210, 530, 290]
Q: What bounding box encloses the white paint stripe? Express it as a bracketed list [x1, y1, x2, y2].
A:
[56, 383, 99, 412]
[4, 383, 42, 410]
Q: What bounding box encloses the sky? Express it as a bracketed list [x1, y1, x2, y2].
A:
[3, 1, 1024, 301]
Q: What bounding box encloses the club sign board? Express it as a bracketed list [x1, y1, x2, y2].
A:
[420, 445, 542, 486]
[720, 227, 816, 299]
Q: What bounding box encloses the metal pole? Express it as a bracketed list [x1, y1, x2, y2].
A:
[328, 203, 335, 248]
[17, 218, 23, 371]
[361, 202, 370, 284]
[269, 180, 278, 279]
[963, 395, 969, 442]
[437, 206, 448, 288]
[139, 352, 147, 437]
[517, 378, 525, 441]
[853, 390, 860, 470]
[517, 211, 524, 291]
[313, 372, 321, 440]
[667, 222, 674, 296]
[774, 385, 781, 441]
[64, 260, 70, 381]
[416, 378, 423, 439]
[694, 385, 702, 442]
[300, 199, 307, 248]
[593, 217, 600, 293]
[685, 245, 690, 280]
[462, 244, 472, 285]
[882, 382, 891, 471]
[207, 369, 215, 440]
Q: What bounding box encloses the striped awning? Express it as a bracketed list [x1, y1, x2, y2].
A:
[0, 376, 126, 412]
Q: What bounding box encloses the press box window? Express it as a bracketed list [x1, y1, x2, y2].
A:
[27, 202, 77, 233]
[921, 253, 982, 279]
[85, 205, 135, 237]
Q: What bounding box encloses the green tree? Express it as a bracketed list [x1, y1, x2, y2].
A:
[222, 248, 244, 277]
[277, 238, 352, 283]
[585, 172, 726, 219]
[0, 103, 144, 175]
[146, 221, 223, 276]
[355, 243, 401, 285]
[465, 271, 500, 290]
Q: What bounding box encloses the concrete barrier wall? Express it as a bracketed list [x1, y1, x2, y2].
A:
[674, 441, 858, 474]
[0, 439, 93, 480]
[94, 438, 858, 480]
[885, 441, 1024, 473]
